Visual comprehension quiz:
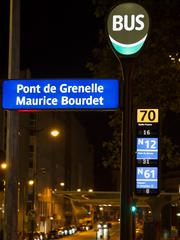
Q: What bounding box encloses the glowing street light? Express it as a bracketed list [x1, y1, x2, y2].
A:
[28, 180, 34, 186]
[50, 129, 60, 137]
[1, 162, 7, 170]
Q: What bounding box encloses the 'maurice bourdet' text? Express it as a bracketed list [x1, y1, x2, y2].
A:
[15, 83, 104, 106]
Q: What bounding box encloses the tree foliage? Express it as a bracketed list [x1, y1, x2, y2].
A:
[87, 0, 180, 171]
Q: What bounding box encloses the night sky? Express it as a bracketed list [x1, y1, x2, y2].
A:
[0, 0, 114, 189]
[0, 0, 99, 76]
[0, 0, 109, 135]
[21, 0, 98, 78]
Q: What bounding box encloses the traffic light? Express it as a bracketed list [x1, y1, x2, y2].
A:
[131, 202, 137, 213]
[131, 205, 137, 212]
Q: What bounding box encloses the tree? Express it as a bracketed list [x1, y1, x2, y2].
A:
[87, 0, 180, 171]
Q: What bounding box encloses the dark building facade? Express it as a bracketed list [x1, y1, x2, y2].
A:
[0, 109, 94, 233]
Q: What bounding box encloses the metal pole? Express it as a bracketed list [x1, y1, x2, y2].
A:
[4, 0, 20, 240]
[120, 58, 134, 240]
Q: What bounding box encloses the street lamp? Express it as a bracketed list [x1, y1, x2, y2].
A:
[28, 127, 60, 233]
[0, 163, 7, 170]
[28, 180, 35, 186]
[50, 129, 60, 137]
[60, 182, 65, 187]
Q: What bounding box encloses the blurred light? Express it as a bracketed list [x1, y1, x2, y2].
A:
[131, 205, 137, 213]
[97, 224, 101, 229]
[88, 188, 93, 192]
[99, 207, 103, 211]
[69, 228, 73, 234]
[1, 163, 7, 170]
[60, 182, 65, 187]
[176, 213, 180, 217]
[77, 188, 81, 192]
[41, 168, 46, 174]
[171, 202, 178, 207]
[50, 129, 60, 137]
[28, 180, 34, 186]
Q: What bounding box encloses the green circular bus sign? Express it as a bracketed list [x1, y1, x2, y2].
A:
[107, 3, 149, 56]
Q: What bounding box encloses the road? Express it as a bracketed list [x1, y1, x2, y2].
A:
[60, 222, 120, 240]
[109, 222, 120, 240]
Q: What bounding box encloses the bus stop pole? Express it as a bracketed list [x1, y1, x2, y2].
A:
[120, 59, 134, 240]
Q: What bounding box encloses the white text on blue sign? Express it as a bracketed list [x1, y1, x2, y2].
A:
[2, 79, 119, 110]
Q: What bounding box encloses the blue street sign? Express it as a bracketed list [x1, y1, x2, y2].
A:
[2, 79, 119, 110]
[136, 167, 158, 189]
[136, 137, 158, 159]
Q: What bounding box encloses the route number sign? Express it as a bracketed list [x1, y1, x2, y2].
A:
[135, 108, 160, 196]
[136, 167, 158, 189]
[137, 109, 159, 123]
[136, 138, 158, 160]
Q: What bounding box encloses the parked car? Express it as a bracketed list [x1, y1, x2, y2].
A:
[47, 230, 59, 239]
[24, 232, 42, 240]
[97, 222, 112, 231]
[57, 227, 65, 237]
[85, 221, 93, 230]
[77, 224, 87, 231]
[39, 232, 47, 240]
[70, 225, 77, 234]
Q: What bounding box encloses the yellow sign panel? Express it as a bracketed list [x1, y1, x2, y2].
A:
[137, 109, 159, 123]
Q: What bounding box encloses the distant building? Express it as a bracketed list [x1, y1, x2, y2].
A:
[0, 68, 95, 233]
[0, 99, 94, 233]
